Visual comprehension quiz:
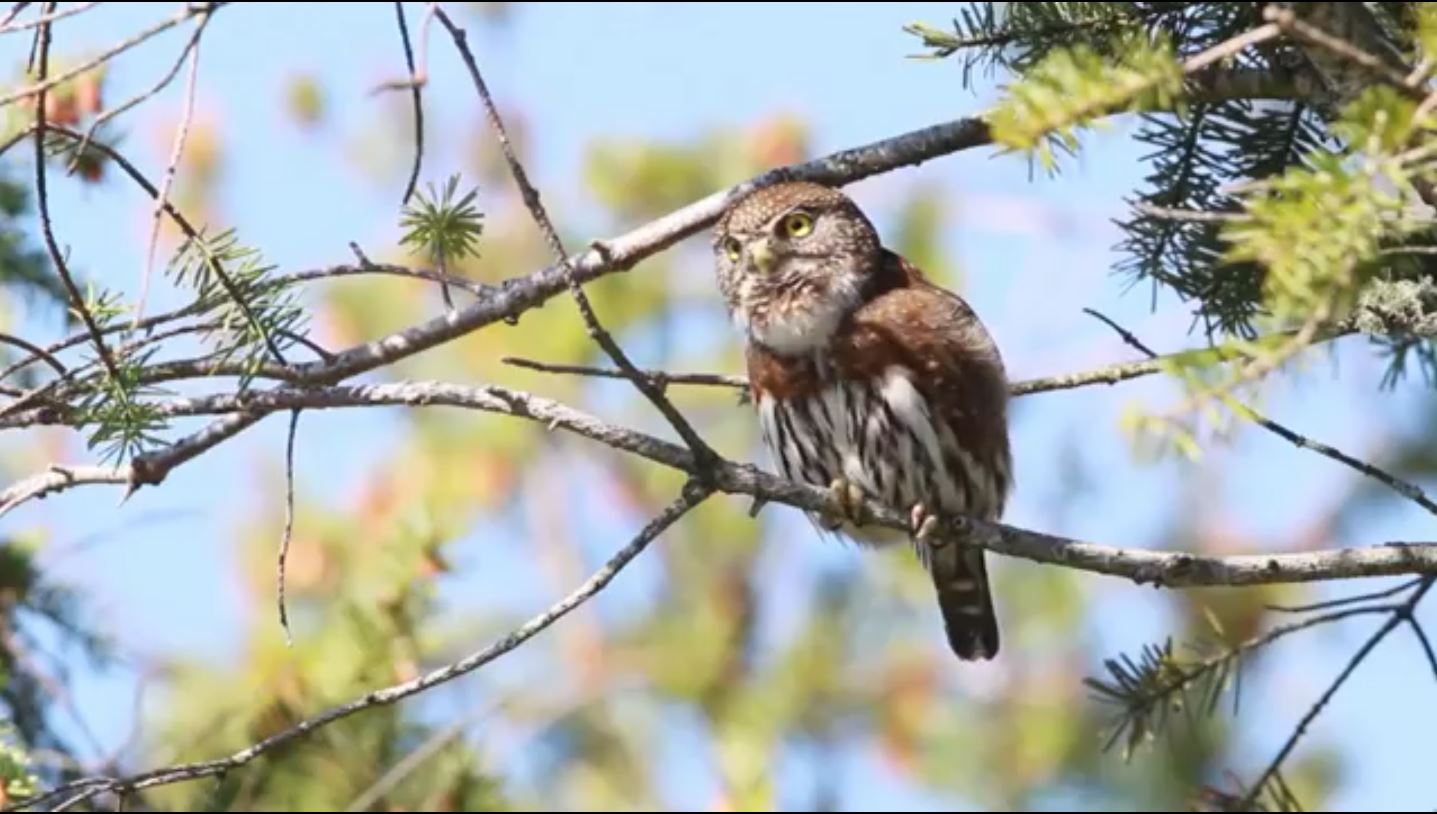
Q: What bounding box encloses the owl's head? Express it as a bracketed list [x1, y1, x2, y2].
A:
[713, 181, 880, 356]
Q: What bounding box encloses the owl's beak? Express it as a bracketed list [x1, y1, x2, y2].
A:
[748, 238, 775, 274]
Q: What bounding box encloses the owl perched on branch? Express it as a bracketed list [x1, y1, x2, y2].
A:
[713, 181, 1013, 661]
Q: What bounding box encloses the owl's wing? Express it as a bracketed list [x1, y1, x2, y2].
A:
[839, 250, 1013, 660]
[844, 250, 1013, 514]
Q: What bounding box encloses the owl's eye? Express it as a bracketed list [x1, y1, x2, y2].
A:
[782, 211, 814, 238]
[722, 237, 742, 261]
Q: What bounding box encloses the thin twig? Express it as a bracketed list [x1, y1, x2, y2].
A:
[502, 356, 748, 393]
[137, 8, 207, 328]
[393, 1, 425, 205]
[41, 125, 289, 365]
[499, 351, 1180, 402]
[1087, 309, 1437, 517]
[344, 697, 495, 811]
[0, 331, 65, 376]
[1083, 308, 1158, 357]
[0, 260, 482, 393]
[1266, 577, 1423, 613]
[31, 6, 122, 382]
[277, 409, 299, 646]
[0, 2, 30, 28]
[286, 261, 490, 297]
[0, 3, 219, 110]
[1408, 616, 1437, 686]
[0, 341, 1173, 432]
[0, 0, 96, 33]
[436, 4, 720, 473]
[1096, 602, 1400, 750]
[1240, 577, 1435, 807]
[276, 328, 334, 363]
[14, 480, 712, 811]
[68, 14, 208, 173]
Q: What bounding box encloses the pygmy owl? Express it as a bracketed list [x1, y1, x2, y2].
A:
[713, 181, 1013, 661]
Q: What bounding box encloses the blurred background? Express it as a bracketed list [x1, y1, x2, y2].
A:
[0, 3, 1435, 810]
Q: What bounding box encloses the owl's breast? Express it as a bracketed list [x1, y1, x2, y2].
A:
[754, 362, 1003, 544]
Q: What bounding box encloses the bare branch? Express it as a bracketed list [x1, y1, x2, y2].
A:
[66, 12, 208, 174]
[137, 6, 207, 327]
[434, 4, 721, 473]
[24, 109, 993, 394]
[1, 411, 262, 517]
[32, 7, 123, 383]
[290, 258, 492, 298]
[0, 464, 128, 515]
[1239, 577, 1435, 807]
[1086, 310, 1437, 518]
[280, 116, 996, 385]
[277, 409, 299, 646]
[0, 0, 97, 34]
[0, 331, 65, 376]
[343, 697, 493, 811]
[503, 356, 749, 394]
[1408, 616, 1437, 686]
[1266, 577, 1423, 613]
[502, 352, 1171, 400]
[13, 378, 1433, 587]
[39, 125, 291, 365]
[0, 3, 219, 111]
[16, 479, 712, 810]
[1091, 601, 1404, 759]
[0, 3, 31, 29]
[124, 412, 262, 497]
[392, 1, 426, 205]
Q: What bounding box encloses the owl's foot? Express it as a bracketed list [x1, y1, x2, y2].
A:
[820, 477, 869, 530]
[910, 503, 942, 546]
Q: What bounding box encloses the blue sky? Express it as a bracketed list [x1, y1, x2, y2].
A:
[2, 3, 1436, 811]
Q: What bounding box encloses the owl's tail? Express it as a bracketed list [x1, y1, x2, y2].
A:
[930, 546, 999, 661]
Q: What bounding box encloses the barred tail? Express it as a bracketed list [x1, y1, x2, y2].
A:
[931, 547, 999, 661]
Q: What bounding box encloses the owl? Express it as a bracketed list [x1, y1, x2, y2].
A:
[713, 181, 1013, 661]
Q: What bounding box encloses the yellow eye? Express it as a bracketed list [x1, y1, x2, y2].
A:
[723, 237, 742, 261]
[782, 212, 814, 237]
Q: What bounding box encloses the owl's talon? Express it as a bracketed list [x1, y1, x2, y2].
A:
[911, 503, 943, 547]
[821, 477, 868, 530]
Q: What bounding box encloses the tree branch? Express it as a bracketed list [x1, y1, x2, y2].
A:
[0, 0, 97, 34]
[0, 3, 219, 110]
[11, 378, 1431, 587]
[264, 112, 995, 386]
[12, 479, 712, 811]
[1239, 577, 1436, 808]
[136, 6, 208, 327]
[31, 7, 122, 382]
[435, 4, 721, 473]
[392, 0, 425, 206]
[1084, 309, 1437, 518]
[65, 6, 209, 175]
[0, 331, 65, 376]
[0, 411, 263, 517]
